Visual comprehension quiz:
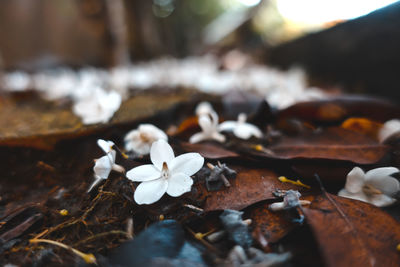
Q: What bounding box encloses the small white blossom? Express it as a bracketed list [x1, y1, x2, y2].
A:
[190, 102, 226, 143]
[378, 119, 400, 143]
[195, 102, 215, 117]
[124, 124, 168, 155]
[219, 113, 262, 140]
[338, 166, 400, 207]
[72, 87, 121, 125]
[126, 139, 204, 205]
[88, 139, 125, 192]
[2, 71, 31, 92]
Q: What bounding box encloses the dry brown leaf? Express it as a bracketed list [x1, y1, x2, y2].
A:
[302, 193, 400, 267]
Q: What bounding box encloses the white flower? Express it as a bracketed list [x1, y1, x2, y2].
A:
[338, 166, 400, 207]
[378, 119, 400, 143]
[219, 113, 262, 140]
[195, 102, 215, 117]
[2, 71, 31, 92]
[190, 102, 226, 143]
[126, 139, 204, 204]
[88, 139, 125, 192]
[124, 124, 168, 155]
[72, 87, 122, 125]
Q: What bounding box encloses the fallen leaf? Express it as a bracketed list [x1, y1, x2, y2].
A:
[178, 141, 239, 159]
[245, 201, 296, 244]
[201, 165, 307, 211]
[251, 127, 389, 165]
[302, 193, 400, 267]
[0, 90, 198, 149]
[278, 95, 400, 123]
[341, 117, 382, 140]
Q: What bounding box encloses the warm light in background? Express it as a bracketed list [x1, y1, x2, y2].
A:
[277, 0, 398, 25]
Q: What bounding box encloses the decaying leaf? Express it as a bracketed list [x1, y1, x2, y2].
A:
[252, 127, 389, 165]
[278, 96, 400, 123]
[341, 117, 383, 140]
[0, 89, 198, 149]
[201, 166, 308, 211]
[302, 193, 400, 267]
[178, 141, 239, 159]
[245, 201, 297, 244]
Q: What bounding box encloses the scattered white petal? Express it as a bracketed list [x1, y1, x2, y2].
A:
[126, 164, 160, 182]
[344, 166, 365, 194]
[166, 173, 193, 197]
[378, 119, 400, 143]
[338, 166, 399, 207]
[365, 167, 400, 196]
[150, 139, 175, 170]
[219, 113, 262, 139]
[134, 178, 168, 205]
[89, 139, 124, 192]
[72, 87, 121, 125]
[170, 152, 204, 176]
[195, 102, 215, 117]
[190, 102, 225, 143]
[126, 140, 204, 204]
[124, 124, 167, 155]
[2, 71, 31, 92]
[93, 155, 113, 179]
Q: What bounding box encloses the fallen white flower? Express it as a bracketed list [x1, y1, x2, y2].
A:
[219, 113, 262, 140]
[126, 139, 204, 204]
[124, 124, 168, 155]
[378, 119, 400, 143]
[195, 101, 215, 117]
[338, 166, 400, 207]
[190, 102, 225, 143]
[72, 87, 121, 125]
[88, 139, 125, 192]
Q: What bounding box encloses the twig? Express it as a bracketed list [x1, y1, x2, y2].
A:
[73, 230, 129, 247]
[30, 238, 97, 264]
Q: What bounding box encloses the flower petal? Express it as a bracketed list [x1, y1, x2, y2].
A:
[369, 194, 397, 207]
[378, 119, 400, 142]
[189, 132, 207, 144]
[126, 164, 160, 182]
[139, 124, 168, 140]
[365, 167, 399, 180]
[211, 132, 226, 143]
[234, 125, 253, 139]
[97, 139, 115, 154]
[93, 155, 112, 179]
[338, 189, 368, 203]
[344, 167, 365, 194]
[166, 173, 193, 197]
[134, 179, 168, 205]
[170, 153, 204, 176]
[219, 121, 237, 132]
[365, 167, 400, 196]
[198, 115, 214, 134]
[150, 139, 175, 170]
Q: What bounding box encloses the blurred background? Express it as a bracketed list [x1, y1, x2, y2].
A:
[0, 0, 399, 99]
